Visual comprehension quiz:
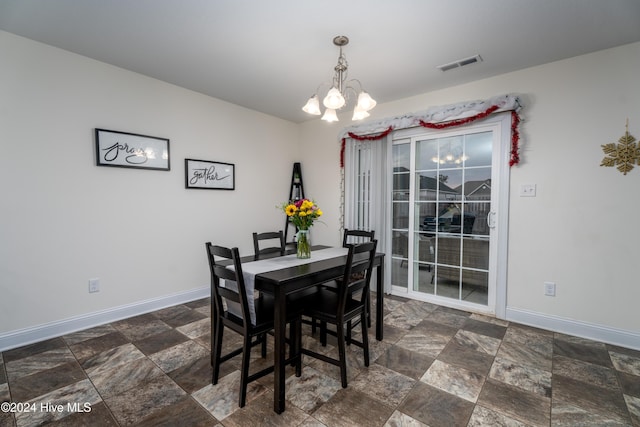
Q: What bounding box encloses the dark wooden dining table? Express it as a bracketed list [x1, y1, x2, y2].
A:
[252, 246, 385, 413]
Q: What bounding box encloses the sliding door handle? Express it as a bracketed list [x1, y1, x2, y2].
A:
[487, 211, 496, 229]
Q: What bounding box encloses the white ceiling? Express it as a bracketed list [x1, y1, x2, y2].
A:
[2, 0, 640, 123]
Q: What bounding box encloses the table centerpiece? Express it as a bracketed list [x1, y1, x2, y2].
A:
[281, 199, 323, 258]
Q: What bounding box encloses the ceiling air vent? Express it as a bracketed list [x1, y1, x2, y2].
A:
[437, 54, 483, 72]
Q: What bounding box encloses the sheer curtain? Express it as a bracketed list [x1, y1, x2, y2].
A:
[343, 135, 392, 293]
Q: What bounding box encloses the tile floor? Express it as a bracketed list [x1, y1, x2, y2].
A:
[1, 294, 639, 426]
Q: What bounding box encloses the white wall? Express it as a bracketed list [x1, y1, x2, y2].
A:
[299, 42, 640, 348]
[0, 31, 299, 343]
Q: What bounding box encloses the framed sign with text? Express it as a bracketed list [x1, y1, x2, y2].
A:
[95, 128, 170, 171]
[185, 158, 235, 190]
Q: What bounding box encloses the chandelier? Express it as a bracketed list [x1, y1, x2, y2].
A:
[302, 36, 376, 122]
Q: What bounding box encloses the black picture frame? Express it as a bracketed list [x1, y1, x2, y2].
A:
[95, 128, 170, 171]
[185, 158, 235, 190]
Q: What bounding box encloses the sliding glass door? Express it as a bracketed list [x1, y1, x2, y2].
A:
[391, 115, 510, 314]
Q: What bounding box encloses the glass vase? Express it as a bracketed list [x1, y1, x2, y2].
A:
[296, 229, 311, 259]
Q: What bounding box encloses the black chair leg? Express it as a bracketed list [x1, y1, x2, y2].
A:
[210, 318, 216, 367]
[293, 318, 302, 377]
[361, 311, 370, 367]
[320, 320, 328, 346]
[336, 322, 348, 388]
[211, 320, 224, 384]
[239, 335, 252, 408]
[260, 333, 267, 358]
[289, 321, 297, 366]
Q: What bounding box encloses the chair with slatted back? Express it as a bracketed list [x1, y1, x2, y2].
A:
[341, 229, 375, 337]
[205, 242, 301, 408]
[297, 240, 377, 388]
[320, 229, 375, 345]
[252, 231, 285, 260]
[342, 228, 375, 247]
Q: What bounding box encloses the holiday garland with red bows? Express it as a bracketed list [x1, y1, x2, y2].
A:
[340, 104, 521, 167]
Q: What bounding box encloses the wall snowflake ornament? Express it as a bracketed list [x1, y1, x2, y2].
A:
[601, 120, 638, 175]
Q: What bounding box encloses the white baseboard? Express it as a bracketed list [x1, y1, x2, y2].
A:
[389, 289, 639, 350]
[0, 286, 210, 352]
[3, 290, 637, 353]
[506, 307, 640, 351]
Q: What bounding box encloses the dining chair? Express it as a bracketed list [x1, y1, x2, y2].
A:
[297, 240, 378, 388]
[205, 242, 301, 407]
[322, 229, 376, 340]
[342, 229, 375, 335]
[252, 230, 285, 260]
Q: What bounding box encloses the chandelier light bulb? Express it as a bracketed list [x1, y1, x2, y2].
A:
[352, 105, 370, 120]
[321, 108, 339, 122]
[302, 95, 321, 115]
[356, 92, 377, 111]
[323, 87, 346, 110]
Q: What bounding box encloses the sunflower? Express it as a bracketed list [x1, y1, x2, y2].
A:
[285, 204, 297, 216]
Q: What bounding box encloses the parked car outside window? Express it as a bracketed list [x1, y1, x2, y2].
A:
[421, 204, 475, 234]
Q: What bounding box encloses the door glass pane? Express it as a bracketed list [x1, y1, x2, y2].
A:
[436, 136, 464, 169]
[462, 237, 489, 270]
[437, 169, 461, 202]
[403, 131, 492, 307]
[417, 202, 437, 235]
[464, 132, 492, 167]
[393, 172, 409, 201]
[463, 202, 490, 236]
[413, 259, 434, 294]
[463, 167, 491, 193]
[391, 259, 408, 290]
[415, 233, 435, 266]
[416, 170, 438, 201]
[393, 143, 410, 169]
[416, 139, 438, 170]
[436, 265, 461, 298]
[391, 230, 408, 289]
[462, 270, 488, 305]
[392, 230, 408, 258]
[392, 201, 408, 229]
[436, 235, 461, 267]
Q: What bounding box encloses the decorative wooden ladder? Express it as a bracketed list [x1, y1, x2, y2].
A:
[284, 162, 304, 246]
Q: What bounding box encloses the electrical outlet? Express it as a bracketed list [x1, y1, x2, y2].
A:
[89, 278, 100, 293]
[544, 281, 556, 296]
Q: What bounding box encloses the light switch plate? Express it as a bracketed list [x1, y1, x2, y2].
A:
[520, 184, 537, 197]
